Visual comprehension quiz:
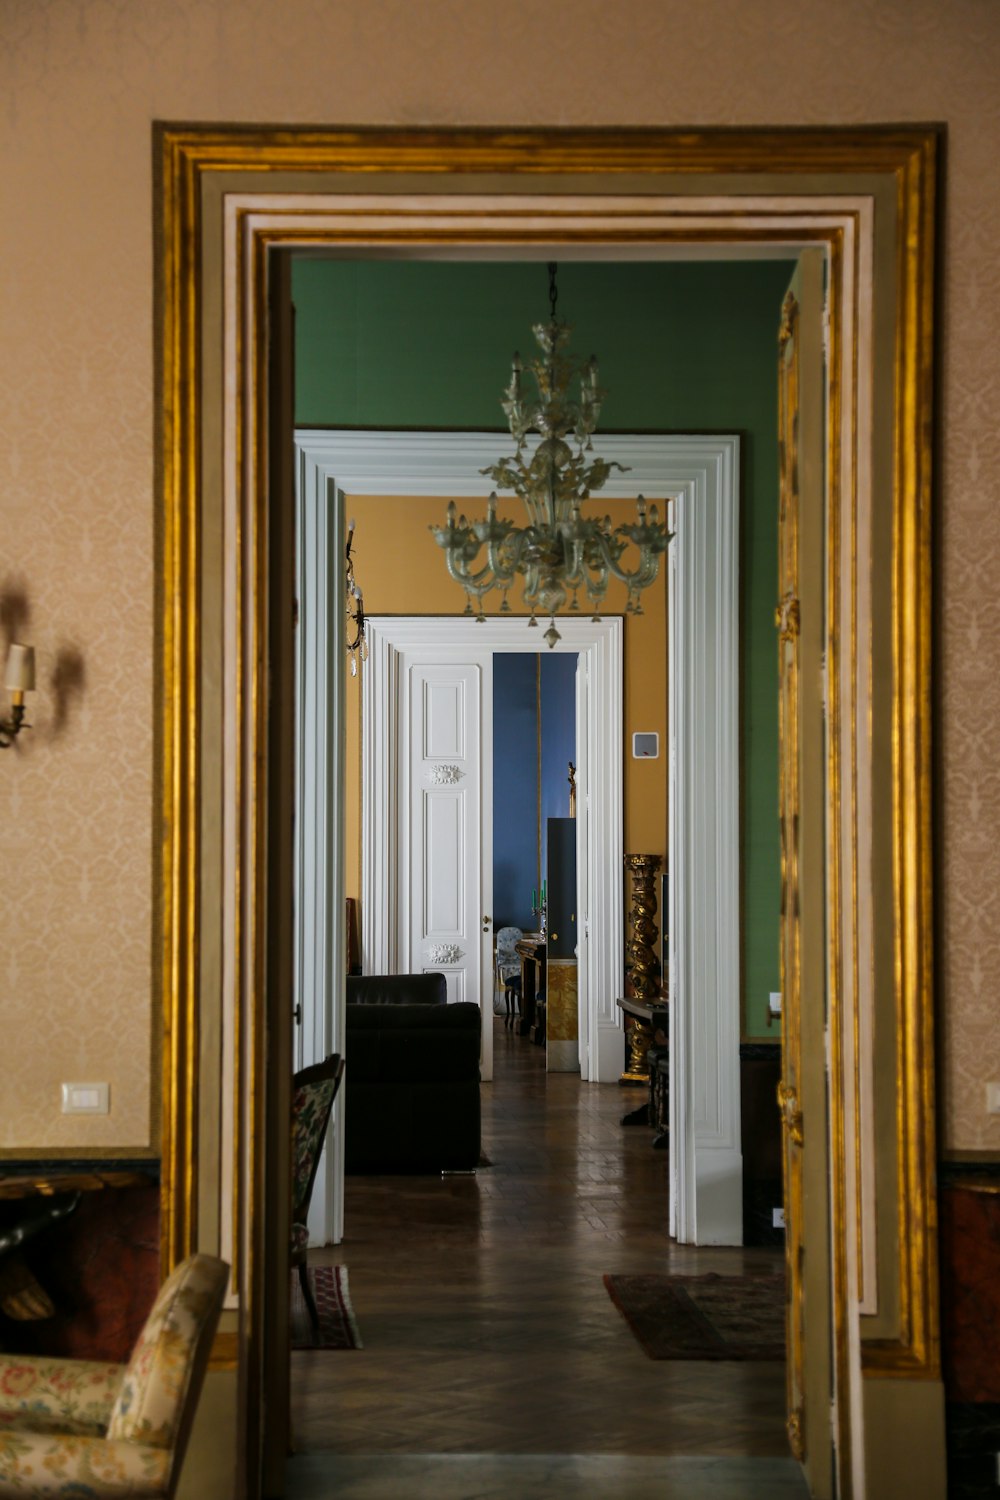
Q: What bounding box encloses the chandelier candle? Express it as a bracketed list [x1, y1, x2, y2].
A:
[431, 264, 670, 646]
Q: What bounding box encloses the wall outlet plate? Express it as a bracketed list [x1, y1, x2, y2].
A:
[772, 1207, 786, 1229]
[61, 1082, 110, 1115]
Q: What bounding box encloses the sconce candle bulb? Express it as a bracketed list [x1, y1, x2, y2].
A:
[1, 643, 35, 747]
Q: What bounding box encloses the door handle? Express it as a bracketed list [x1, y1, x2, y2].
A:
[482, 915, 492, 932]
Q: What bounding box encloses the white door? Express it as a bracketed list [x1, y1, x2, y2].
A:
[362, 615, 627, 1089]
[293, 465, 345, 1246]
[401, 657, 494, 1081]
[574, 653, 591, 1079]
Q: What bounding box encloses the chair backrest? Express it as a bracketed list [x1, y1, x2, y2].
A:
[495, 926, 523, 969]
[106, 1253, 228, 1492]
[346, 972, 447, 1006]
[291, 1053, 345, 1226]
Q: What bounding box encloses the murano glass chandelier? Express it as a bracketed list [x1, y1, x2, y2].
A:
[431, 263, 670, 646]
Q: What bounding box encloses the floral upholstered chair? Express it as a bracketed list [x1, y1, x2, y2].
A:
[495, 926, 523, 1028]
[291, 1054, 345, 1336]
[0, 1252, 228, 1497]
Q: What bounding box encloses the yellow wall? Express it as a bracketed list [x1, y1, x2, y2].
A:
[2, 0, 998, 1152]
[343, 494, 666, 915]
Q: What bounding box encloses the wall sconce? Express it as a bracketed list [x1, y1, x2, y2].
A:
[346, 518, 367, 677]
[0, 643, 35, 748]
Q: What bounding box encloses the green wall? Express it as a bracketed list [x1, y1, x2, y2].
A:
[292, 258, 794, 1038]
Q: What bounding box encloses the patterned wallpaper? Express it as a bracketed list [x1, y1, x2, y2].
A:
[1, 0, 997, 1149]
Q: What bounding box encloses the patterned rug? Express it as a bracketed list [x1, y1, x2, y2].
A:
[290, 1264, 363, 1350]
[603, 1271, 785, 1361]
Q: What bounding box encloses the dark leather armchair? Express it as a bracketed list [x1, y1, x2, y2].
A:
[345, 973, 481, 1173]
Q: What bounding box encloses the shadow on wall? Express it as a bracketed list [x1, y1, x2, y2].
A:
[1, 576, 87, 746]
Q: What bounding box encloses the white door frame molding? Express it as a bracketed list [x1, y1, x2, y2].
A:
[362, 613, 624, 1084]
[293, 452, 346, 1245]
[159, 135, 943, 1496]
[294, 430, 741, 1169]
[666, 437, 742, 1245]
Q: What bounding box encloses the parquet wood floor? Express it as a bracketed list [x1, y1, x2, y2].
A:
[289, 1019, 805, 1496]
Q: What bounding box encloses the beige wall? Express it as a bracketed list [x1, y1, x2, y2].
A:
[1, 0, 997, 1152]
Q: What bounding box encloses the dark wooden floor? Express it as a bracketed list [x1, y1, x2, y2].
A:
[288, 1018, 806, 1497]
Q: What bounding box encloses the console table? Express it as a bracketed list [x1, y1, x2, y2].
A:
[616, 996, 669, 1137]
[515, 934, 546, 1041]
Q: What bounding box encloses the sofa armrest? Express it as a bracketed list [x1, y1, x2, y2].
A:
[0, 1429, 170, 1493]
[0, 1355, 125, 1434]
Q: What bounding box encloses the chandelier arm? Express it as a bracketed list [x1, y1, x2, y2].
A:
[603, 546, 667, 592]
[437, 538, 501, 598]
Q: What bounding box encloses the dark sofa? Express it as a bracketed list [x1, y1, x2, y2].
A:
[345, 972, 482, 1173]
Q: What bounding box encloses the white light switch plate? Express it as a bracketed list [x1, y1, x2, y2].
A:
[773, 1207, 786, 1229]
[769, 992, 782, 1016]
[632, 732, 659, 759]
[61, 1082, 110, 1115]
[986, 1082, 1000, 1115]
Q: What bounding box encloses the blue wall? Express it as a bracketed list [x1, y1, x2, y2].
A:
[492, 654, 577, 931]
[493, 656, 538, 931]
[540, 654, 577, 885]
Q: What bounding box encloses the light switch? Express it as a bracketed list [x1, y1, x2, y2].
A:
[61, 1082, 110, 1115]
[769, 992, 782, 1017]
[632, 732, 659, 759]
[986, 1082, 1000, 1115]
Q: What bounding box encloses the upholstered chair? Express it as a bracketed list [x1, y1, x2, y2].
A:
[0, 1252, 228, 1497]
[495, 926, 523, 1027]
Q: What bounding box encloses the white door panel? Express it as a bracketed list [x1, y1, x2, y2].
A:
[423, 678, 467, 758]
[422, 791, 465, 933]
[575, 654, 591, 1080]
[293, 465, 345, 1246]
[404, 659, 493, 1080]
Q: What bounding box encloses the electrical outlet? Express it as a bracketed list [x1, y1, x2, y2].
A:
[61, 1082, 110, 1115]
[987, 1082, 1000, 1115]
[772, 1207, 785, 1230]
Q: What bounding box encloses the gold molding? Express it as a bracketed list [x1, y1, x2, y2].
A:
[155, 125, 940, 1487]
[158, 128, 202, 1274]
[862, 127, 939, 1382]
[777, 283, 807, 1459]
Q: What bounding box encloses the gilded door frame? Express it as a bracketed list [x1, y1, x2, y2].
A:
[777, 248, 834, 1491]
[155, 125, 939, 1497]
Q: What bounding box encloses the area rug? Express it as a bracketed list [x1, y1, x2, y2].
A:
[290, 1265, 363, 1350]
[603, 1271, 785, 1361]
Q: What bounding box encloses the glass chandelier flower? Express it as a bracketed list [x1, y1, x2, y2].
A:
[431, 263, 670, 646]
